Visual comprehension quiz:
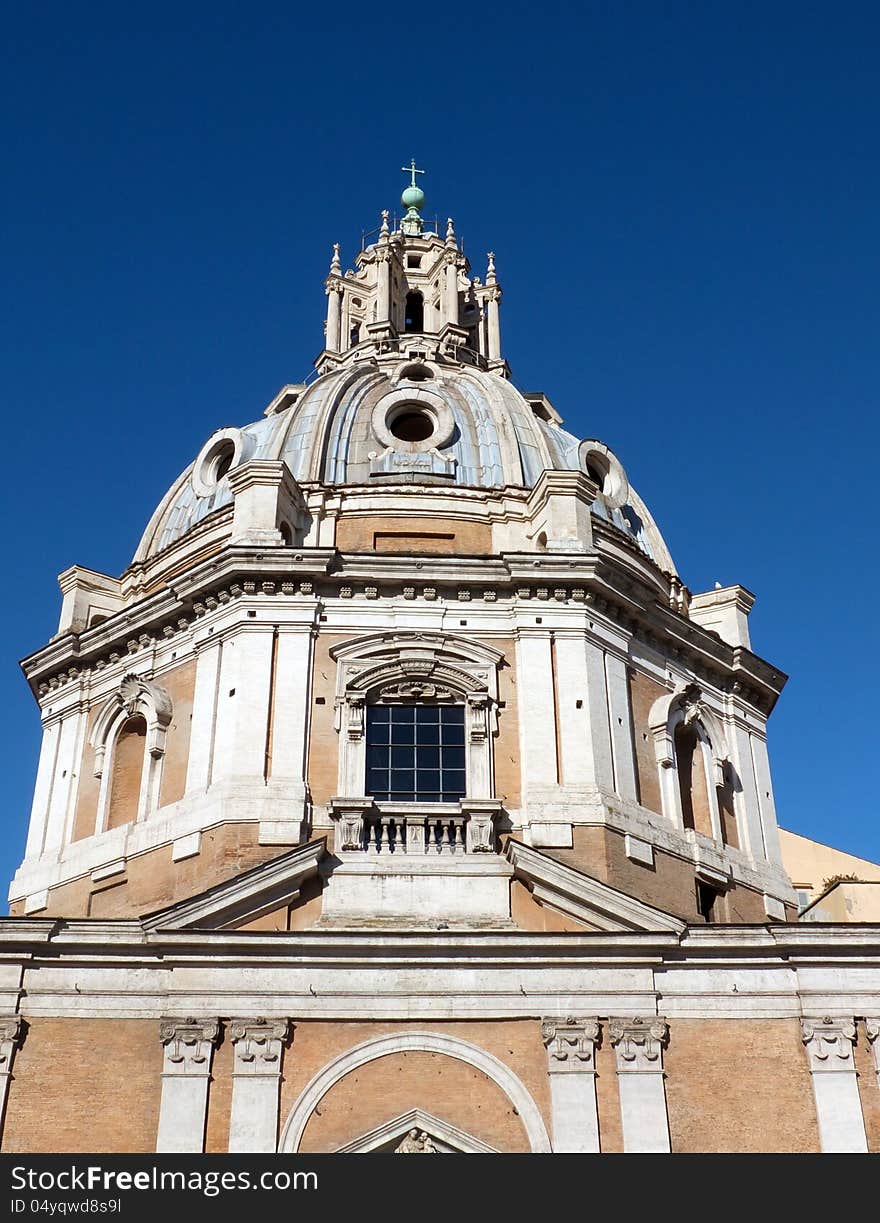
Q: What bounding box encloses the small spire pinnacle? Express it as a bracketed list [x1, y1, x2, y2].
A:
[446, 217, 456, 246]
[400, 158, 426, 236]
[329, 242, 341, 275]
[486, 251, 497, 283]
[380, 209, 390, 237]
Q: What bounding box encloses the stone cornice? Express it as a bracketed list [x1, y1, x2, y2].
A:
[140, 839, 326, 931]
[506, 840, 687, 934]
[21, 545, 787, 716]
[4, 918, 879, 962]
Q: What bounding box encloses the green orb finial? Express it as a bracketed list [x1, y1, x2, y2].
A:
[400, 159, 426, 232]
[401, 183, 426, 211]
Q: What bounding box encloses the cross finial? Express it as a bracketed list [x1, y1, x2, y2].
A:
[402, 158, 426, 189]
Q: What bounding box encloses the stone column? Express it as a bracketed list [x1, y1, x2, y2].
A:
[609, 1017, 670, 1153]
[486, 288, 501, 361]
[0, 1016, 24, 1149]
[541, 1017, 601, 1152]
[444, 256, 459, 324]
[377, 251, 391, 322]
[228, 1018, 289, 1153]
[156, 1017, 220, 1153]
[801, 1018, 868, 1152]
[867, 1019, 880, 1089]
[325, 285, 341, 352]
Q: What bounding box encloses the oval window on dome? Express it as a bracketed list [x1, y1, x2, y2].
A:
[390, 410, 435, 443]
[192, 429, 243, 498]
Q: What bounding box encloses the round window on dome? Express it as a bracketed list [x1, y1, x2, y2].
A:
[577, 440, 629, 509]
[390, 410, 435, 443]
[192, 429, 242, 498]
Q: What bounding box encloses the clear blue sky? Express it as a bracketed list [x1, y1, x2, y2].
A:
[3, 3, 879, 898]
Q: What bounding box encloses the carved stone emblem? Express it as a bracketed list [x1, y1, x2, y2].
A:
[394, 1129, 438, 1154]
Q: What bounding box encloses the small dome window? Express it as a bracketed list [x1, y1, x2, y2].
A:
[577, 440, 629, 509]
[192, 429, 243, 498]
[390, 410, 434, 443]
[398, 362, 433, 382]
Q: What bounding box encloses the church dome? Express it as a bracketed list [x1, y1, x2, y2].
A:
[135, 352, 675, 573]
[134, 187, 677, 577]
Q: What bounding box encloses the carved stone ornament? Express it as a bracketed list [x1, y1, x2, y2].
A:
[229, 1018, 289, 1074]
[608, 1017, 669, 1072]
[0, 1015, 24, 1070]
[541, 1018, 600, 1072]
[378, 682, 455, 702]
[394, 1129, 438, 1154]
[866, 1019, 880, 1087]
[801, 1017, 857, 1073]
[159, 1017, 221, 1071]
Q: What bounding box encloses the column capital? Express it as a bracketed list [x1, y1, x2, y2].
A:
[159, 1017, 221, 1073]
[229, 1018, 289, 1076]
[608, 1017, 669, 1073]
[0, 1015, 24, 1069]
[866, 1018, 880, 1087]
[541, 1017, 600, 1073]
[801, 1017, 856, 1073]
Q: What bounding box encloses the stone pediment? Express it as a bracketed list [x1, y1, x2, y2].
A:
[335, 1108, 498, 1153]
[506, 840, 687, 934]
[140, 839, 326, 932]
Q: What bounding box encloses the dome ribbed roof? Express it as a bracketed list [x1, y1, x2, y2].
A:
[135, 358, 674, 573]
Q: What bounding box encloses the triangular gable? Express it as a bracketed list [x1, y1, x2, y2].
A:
[141, 838, 326, 931]
[506, 839, 686, 934]
[336, 1108, 498, 1153]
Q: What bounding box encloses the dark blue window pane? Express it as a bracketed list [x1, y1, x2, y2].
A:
[367, 744, 388, 767]
[366, 768, 387, 793]
[421, 793, 442, 804]
[442, 770, 466, 795]
[442, 720, 466, 745]
[391, 720, 416, 744]
[417, 720, 440, 744]
[418, 705, 440, 722]
[369, 705, 390, 724]
[391, 705, 416, 723]
[442, 746, 465, 769]
[416, 745, 440, 768]
[391, 745, 414, 768]
[420, 770, 441, 791]
[390, 770, 415, 792]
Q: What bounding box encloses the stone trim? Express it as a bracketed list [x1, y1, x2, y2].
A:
[337, 1108, 498, 1154]
[541, 1017, 601, 1152]
[0, 1016, 24, 1148]
[141, 839, 325, 931]
[541, 1017, 600, 1073]
[801, 1017, 867, 1152]
[278, 1031, 551, 1153]
[156, 1016, 221, 1153]
[330, 632, 502, 802]
[228, 1018, 290, 1154]
[507, 840, 687, 933]
[89, 673, 173, 832]
[866, 1018, 880, 1089]
[609, 1017, 671, 1153]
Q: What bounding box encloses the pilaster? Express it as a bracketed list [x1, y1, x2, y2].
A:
[156, 1017, 221, 1153]
[541, 1017, 601, 1152]
[801, 1017, 868, 1152]
[609, 1017, 670, 1153]
[0, 1016, 24, 1148]
[228, 1018, 290, 1153]
[866, 1018, 880, 1089]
